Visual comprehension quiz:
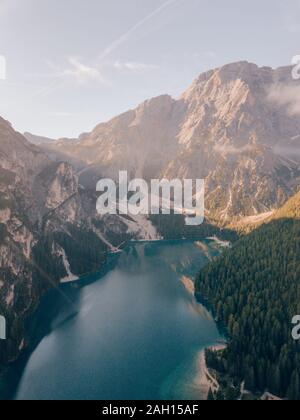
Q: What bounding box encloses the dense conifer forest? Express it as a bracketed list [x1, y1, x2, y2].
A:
[196, 218, 300, 399]
[150, 214, 239, 242]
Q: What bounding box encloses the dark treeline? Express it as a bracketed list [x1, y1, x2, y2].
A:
[150, 214, 239, 242]
[52, 224, 108, 276]
[0, 224, 109, 365]
[196, 219, 300, 400]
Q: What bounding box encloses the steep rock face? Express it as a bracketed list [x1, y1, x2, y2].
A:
[0, 122, 81, 362]
[0, 119, 159, 364]
[227, 187, 300, 233]
[165, 62, 300, 220]
[45, 62, 300, 222]
[46, 95, 186, 181]
[179, 62, 294, 150]
[0, 118, 48, 175]
[3, 61, 300, 365]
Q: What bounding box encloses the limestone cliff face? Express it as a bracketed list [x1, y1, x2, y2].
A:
[46, 94, 185, 181]
[43, 62, 300, 222]
[0, 121, 78, 362]
[3, 61, 300, 364]
[164, 63, 300, 221]
[0, 119, 159, 364]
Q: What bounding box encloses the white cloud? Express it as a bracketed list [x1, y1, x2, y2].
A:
[214, 143, 256, 155]
[28, 0, 179, 99]
[27, 0, 180, 99]
[31, 57, 109, 98]
[61, 57, 107, 85]
[113, 61, 160, 72]
[268, 83, 300, 116]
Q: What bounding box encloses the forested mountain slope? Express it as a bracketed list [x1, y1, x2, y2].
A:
[273, 190, 300, 220]
[0, 118, 157, 365]
[196, 192, 300, 399]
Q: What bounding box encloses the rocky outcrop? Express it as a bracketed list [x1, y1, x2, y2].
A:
[0, 119, 159, 364]
[43, 62, 300, 222]
[4, 61, 300, 364]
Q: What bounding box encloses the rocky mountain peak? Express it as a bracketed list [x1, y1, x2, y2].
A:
[23, 132, 55, 146]
[179, 62, 300, 152]
[27, 62, 300, 221]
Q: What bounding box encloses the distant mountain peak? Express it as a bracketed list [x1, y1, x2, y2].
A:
[24, 132, 56, 146]
[37, 61, 300, 221]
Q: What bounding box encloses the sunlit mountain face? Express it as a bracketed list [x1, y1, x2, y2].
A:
[2, 61, 300, 367]
[1, 56, 300, 401]
[36, 62, 300, 223]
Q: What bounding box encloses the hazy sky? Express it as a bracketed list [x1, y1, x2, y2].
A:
[0, 0, 299, 138]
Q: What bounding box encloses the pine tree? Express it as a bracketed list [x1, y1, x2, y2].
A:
[196, 218, 300, 399]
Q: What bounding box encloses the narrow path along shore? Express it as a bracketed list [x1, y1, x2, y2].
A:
[197, 344, 227, 399]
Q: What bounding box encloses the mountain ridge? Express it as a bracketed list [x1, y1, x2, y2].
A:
[32, 61, 300, 222]
[23, 132, 55, 146]
[3, 60, 300, 364]
[0, 120, 161, 365]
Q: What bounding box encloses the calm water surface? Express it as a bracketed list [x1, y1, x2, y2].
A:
[15, 240, 222, 400]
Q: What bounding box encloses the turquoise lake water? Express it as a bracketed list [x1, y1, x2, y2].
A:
[14, 240, 222, 400]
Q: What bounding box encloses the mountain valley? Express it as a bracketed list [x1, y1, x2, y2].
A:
[1, 61, 300, 394]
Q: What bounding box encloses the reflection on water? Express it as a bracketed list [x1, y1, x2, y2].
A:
[14, 240, 221, 400]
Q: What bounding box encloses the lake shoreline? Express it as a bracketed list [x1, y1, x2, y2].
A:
[197, 344, 227, 399]
[2, 238, 225, 401]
